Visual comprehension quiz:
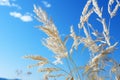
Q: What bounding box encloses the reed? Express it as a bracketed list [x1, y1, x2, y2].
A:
[24, 0, 120, 80]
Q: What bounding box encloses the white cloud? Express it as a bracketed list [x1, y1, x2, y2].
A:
[0, 0, 11, 6]
[20, 15, 33, 22]
[10, 11, 21, 17]
[42, 1, 51, 8]
[10, 12, 33, 22]
[0, 0, 21, 9]
[11, 3, 21, 9]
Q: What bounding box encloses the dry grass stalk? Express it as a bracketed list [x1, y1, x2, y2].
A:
[33, 5, 48, 23]
[79, 8, 94, 28]
[92, 0, 102, 18]
[82, 0, 92, 16]
[38, 67, 60, 73]
[24, 0, 120, 80]
[108, 0, 120, 18]
[53, 56, 63, 65]
[70, 25, 81, 54]
[90, 42, 118, 68]
[27, 61, 48, 68]
[24, 55, 48, 68]
[48, 74, 64, 78]
[97, 18, 110, 46]
[81, 37, 100, 54]
[24, 55, 48, 61]
[34, 5, 68, 64]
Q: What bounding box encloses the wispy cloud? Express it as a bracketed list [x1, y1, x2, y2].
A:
[0, 0, 11, 6]
[0, 0, 21, 9]
[42, 1, 51, 8]
[11, 3, 21, 9]
[10, 12, 33, 22]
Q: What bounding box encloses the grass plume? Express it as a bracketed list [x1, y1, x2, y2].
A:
[24, 1, 120, 80]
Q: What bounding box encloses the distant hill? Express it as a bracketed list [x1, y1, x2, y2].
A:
[0, 78, 20, 80]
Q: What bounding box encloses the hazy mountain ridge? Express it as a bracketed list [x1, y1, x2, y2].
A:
[0, 78, 21, 80]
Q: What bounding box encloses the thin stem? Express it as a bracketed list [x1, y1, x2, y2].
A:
[108, 18, 111, 34]
[48, 61, 71, 76]
[65, 57, 74, 77]
[68, 54, 81, 80]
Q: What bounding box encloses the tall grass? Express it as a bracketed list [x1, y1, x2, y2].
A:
[24, 0, 120, 80]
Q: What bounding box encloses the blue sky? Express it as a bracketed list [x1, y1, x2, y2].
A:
[0, 0, 120, 80]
